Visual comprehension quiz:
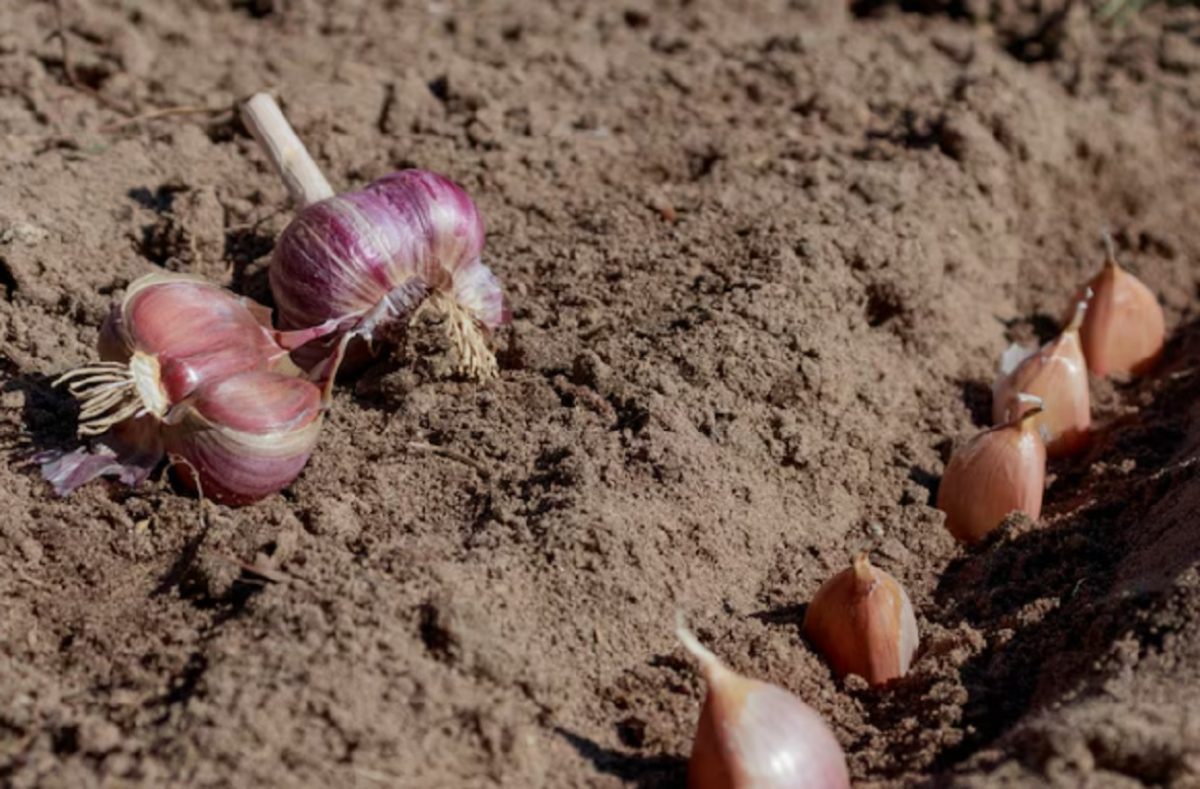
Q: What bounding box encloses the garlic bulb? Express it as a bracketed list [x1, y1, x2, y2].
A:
[677, 619, 850, 789]
[992, 298, 1090, 458]
[241, 94, 509, 381]
[937, 395, 1047, 543]
[44, 273, 325, 505]
[269, 170, 509, 377]
[1074, 238, 1165, 378]
[802, 554, 919, 685]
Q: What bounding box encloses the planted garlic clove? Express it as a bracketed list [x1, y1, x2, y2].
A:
[937, 395, 1047, 543]
[992, 298, 1091, 458]
[802, 554, 919, 685]
[678, 620, 850, 789]
[1073, 238, 1165, 378]
[164, 370, 324, 505]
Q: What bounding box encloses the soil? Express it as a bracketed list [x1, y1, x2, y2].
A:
[2, 0, 1200, 786]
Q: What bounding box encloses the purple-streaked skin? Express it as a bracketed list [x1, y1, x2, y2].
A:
[164, 370, 324, 505]
[270, 169, 511, 379]
[44, 273, 332, 505]
[38, 416, 163, 496]
[113, 277, 302, 401]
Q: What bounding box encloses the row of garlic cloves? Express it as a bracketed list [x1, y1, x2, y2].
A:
[673, 241, 1166, 786]
[939, 241, 1164, 544]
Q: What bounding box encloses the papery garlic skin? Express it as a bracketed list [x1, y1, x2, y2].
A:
[679, 623, 850, 789]
[992, 301, 1091, 458]
[937, 401, 1047, 543]
[44, 273, 326, 505]
[100, 273, 302, 402]
[39, 416, 164, 496]
[1075, 251, 1165, 378]
[802, 554, 919, 685]
[270, 169, 510, 379]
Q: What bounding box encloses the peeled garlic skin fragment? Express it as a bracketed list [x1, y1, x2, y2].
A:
[690, 669, 850, 789]
[937, 422, 1045, 543]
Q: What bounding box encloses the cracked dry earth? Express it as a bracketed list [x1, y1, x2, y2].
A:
[3, 0, 1200, 786]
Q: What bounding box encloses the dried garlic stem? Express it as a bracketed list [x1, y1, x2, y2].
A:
[240, 93, 334, 207]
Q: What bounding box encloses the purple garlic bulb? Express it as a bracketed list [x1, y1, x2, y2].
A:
[43, 273, 326, 506]
[270, 170, 510, 379]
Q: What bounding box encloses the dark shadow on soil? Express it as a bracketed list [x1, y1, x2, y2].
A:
[128, 185, 182, 213]
[0, 254, 18, 298]
[750, 601, 808, 629]
[959, 378, 992, 427]
[2, 370, 84, 459]
[128, 184, 186, 268]
[225, 223, 275, 306]
[850, 0, 970, 19]
[152, 526, 210, 598]
[908, 465, 940, 505]
[555, 727, 686, 788]
[928, 316, 1200, 775]
[1028, 312, 1063, 345]
[850, 0, 1072, 65]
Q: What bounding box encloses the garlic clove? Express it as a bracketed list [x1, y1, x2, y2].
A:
[802, 554, 919, 685]
[937, 394, 1047, 543]
[992, 299, 1091, 458]
[678, 619, 850, 789]
[1074, 239, 1165, 378]
[164, 370, 324, 505]
[119, 275, 297, 400]
[55, 273, 321, 439]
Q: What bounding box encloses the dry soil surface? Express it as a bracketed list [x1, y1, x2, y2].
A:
[3, 0, 1200, 786]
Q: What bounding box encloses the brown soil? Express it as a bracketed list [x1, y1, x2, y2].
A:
[3, 0, 1200, 786]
